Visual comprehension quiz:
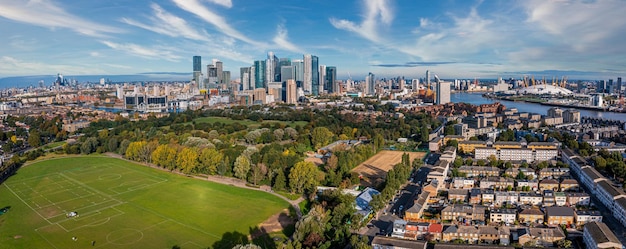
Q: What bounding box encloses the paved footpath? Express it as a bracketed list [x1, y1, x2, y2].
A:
[103, 153, 304, 218]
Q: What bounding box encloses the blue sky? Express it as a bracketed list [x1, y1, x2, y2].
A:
[1, 0, 626, 80]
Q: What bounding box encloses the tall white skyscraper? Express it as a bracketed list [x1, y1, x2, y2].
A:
[319, 65, 326, 94]
[426, 70, 431, 89]
[366, 72, 376, 95]
[250, 66, 256, 90]
[303, 54, 313, 94]
[436, 77, 450, 105]
[412, 79, 420, 92]
[266, 52, 278, 83]
[215, 60, 223, 84]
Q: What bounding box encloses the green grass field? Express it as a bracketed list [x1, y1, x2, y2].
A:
[194, 117, 308, 129]
[41, 141, 66, 150]
[0, 156, 288, 249]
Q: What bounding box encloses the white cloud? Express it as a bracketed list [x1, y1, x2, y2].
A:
[0, 56, 106, 76]
[89, 52, 101, 57]
[206, 0, 232, 8]
[272, 25, 302, 53]
[121, 3, 210, 42]
[0, 0, 122, 37]
[399, 8, 501, 61]
[172, 0, 266, 47]
[521, 0, 626, 52]
[101, 41, 182, 62]
[329, 0, 393, 43]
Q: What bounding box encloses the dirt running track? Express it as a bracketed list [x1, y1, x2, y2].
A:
[351, 150, 426, 187]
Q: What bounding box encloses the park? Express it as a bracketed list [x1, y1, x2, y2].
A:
[0, 156, 289, 249]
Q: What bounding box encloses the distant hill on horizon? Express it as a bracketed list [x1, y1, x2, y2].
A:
[0, 73, 191, 89]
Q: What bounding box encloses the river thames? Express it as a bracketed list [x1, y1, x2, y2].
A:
[451, 92, 626, 120]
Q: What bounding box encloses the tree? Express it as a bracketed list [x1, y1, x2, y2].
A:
[537, 161, 549, 170]
[198, 148, 223, 174]
[488, 155, 498, 167]
[28, 131, 41, 148]
[349, 235, 370, 249]
[311, 127, 334, 150]
[118, 139, 131, 155]
[80, 137, 99, 154]
[325, 154, 338, 171]
[505, 162, 513, 169]
[232, 244, 262, 249]
[176, 147, 199, 174]
[152, 144, 178, 170]
[273, 170, 286, 191]
[107, 137, 119, 152]
[373, 134, 385, 151]
[250, 163, 267, 186]
[446, 139, 458, 150]
[594, 156, 607, 171]
[556, 239, 573, 248]
[369, 193, 384, 212]
[289, 161, 320, 193]
[125, 141, 147, 160]
[273, 128, 284, 141]
[233, 155, 251, 180]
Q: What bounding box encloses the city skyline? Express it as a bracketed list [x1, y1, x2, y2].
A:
[1, 0, 626, 80]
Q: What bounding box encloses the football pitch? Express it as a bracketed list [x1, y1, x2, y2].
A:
[0, 156, 289, 249]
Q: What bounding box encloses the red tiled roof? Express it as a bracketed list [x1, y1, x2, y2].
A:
[428, 223, 443, 233]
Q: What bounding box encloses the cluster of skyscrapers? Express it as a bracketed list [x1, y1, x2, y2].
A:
[190, 54, 457, 106]
[596, 77, 622, 94]
[238, 52, 338, 96]
[192, 56, 231, 92]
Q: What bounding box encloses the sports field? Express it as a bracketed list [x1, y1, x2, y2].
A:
[352, 151, 426, 187]
[0, 156, 288, 249]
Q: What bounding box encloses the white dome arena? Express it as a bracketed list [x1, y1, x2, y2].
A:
[516, 85, 573, 95]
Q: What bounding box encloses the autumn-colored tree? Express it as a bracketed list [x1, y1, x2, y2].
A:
[233, 155, 251, 180]
[177, 147, 199, 174]
[289, 161, 320, 193]
[311, 127, 334, 150]
[125, 141, 147, 161]
[198, 148, 223, 175]
[152, 144, 178, 169]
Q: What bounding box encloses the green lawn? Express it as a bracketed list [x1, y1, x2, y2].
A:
[41, 141, 66, 150]
[194, 117, 308, 129]
[0, 156, 288, 249]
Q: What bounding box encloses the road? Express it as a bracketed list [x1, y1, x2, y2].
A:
[360, 163, 432, 241]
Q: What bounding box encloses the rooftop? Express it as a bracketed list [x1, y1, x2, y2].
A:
[582, 167, 605, 181]
[597, 180, 626, 198]
[371, 236, 427, 248]
[584, 222, 623, 246]
[519, 208, 544, 216]
[546, 206, 575, 217]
